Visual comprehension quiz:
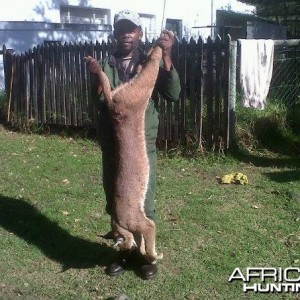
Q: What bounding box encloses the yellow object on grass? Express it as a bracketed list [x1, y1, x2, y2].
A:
[221, 172, 248, 185]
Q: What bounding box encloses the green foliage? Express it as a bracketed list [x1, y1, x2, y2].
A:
[239, 0, 300, 20]
[0, 90, 8, 122]
[287, 101, 300, 134]
[236, 97, 300, 155]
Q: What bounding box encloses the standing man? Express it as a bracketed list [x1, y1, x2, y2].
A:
[87, 9, 181, 280]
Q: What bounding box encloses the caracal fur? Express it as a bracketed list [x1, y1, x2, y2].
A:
[90, 45, 164, 263]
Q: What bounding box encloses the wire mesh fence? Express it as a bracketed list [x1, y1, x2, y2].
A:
[235, 41, 300, 109]
[269, 45, 300, 107]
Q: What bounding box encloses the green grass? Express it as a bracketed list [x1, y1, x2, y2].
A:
[1, 124, 300, 299]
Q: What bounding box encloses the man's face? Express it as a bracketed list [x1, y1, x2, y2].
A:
[114, 20, 143, 56]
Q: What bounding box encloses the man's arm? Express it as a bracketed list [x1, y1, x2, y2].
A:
[155, 30, 181, 101]
[84, 56, 103, 95]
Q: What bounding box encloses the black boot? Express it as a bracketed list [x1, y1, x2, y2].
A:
[139, 260, 158, 280]
[107, 248, 159, 279]
[133, 251, 158, 280]
[106, 249, 133, 277]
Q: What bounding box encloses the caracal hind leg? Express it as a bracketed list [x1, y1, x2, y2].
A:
[133, 232, 146, 256]
[140, 218, 163, 263]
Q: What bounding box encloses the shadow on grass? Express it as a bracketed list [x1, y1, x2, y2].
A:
[0, 122, 98, 142]
[263, 170, 300, 183]
[0, 194, 116, 271]
[229, 146, 300, 169]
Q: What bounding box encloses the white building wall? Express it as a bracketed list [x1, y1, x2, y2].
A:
[0, 0, 255, 39]
[0, 0, 167, 26]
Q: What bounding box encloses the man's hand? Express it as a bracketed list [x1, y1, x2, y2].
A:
[84, 56, 102, 75]
[156, 30, 175, 56]
[156, 30, 175, 71]
[84, 56, 103, 95]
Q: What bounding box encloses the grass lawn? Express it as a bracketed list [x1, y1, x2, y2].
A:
[1, 124, 300, 299]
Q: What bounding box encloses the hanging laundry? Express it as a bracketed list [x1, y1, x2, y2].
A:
[239, 39, 274, 110]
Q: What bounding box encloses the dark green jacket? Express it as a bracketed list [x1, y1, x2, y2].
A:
[96, 47, 181, 144]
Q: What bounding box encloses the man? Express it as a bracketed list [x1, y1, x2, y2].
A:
[87, 9, 181, 280]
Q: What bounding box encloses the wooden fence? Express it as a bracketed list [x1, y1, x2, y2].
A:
[2, 36, 235, 150]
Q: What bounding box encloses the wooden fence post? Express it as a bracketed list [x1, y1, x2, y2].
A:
[215, 35, 222, 149]
[172, 37, 180, 142]
[223, 35, 230, 149]
[188, 37, 197, 136]
[194, 37, 204, 151]
[206, 37, 214, 149]
[177, 38, 187, 145]
[229, 40, 237, 148]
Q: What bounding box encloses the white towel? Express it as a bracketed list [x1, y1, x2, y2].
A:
[239, 39, 274, 110]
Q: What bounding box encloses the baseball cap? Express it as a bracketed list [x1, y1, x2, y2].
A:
[114, 9, 142, 27]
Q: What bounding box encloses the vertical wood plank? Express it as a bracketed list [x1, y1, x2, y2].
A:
[75, 43, 82, 126]
[40, 45, 46, 123]
[188, 37, 197, 138]
[196, 37, 204, 151]
[35, 45, 43, 123]
[87, 41, 97, 127]
[44, 45, 50, 123]
[80, 42, 89, 126]
[215, 35, 222, 149]
[223, 35, 231, 149]
[69, 44, 77, 126]
[172, 38, 180, 142]
[63, 43, 70, 126]
[49, 44, 56, 124]
[32, 47, 38, 122]
[24, 51, 30, 121]
[180, 38, 187, 144]
[54, 45, 61, 124]
[19, 53, 25, 122]
[57, 43, 66, 125]
[206, 37, 214, 148]
[14, 55, 20, 124]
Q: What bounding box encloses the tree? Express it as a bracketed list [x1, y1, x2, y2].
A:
[239, 0, 300, 21]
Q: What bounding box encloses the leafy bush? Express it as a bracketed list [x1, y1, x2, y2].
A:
[0, 90, 8, 123]
[235, 97, 300, 155]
